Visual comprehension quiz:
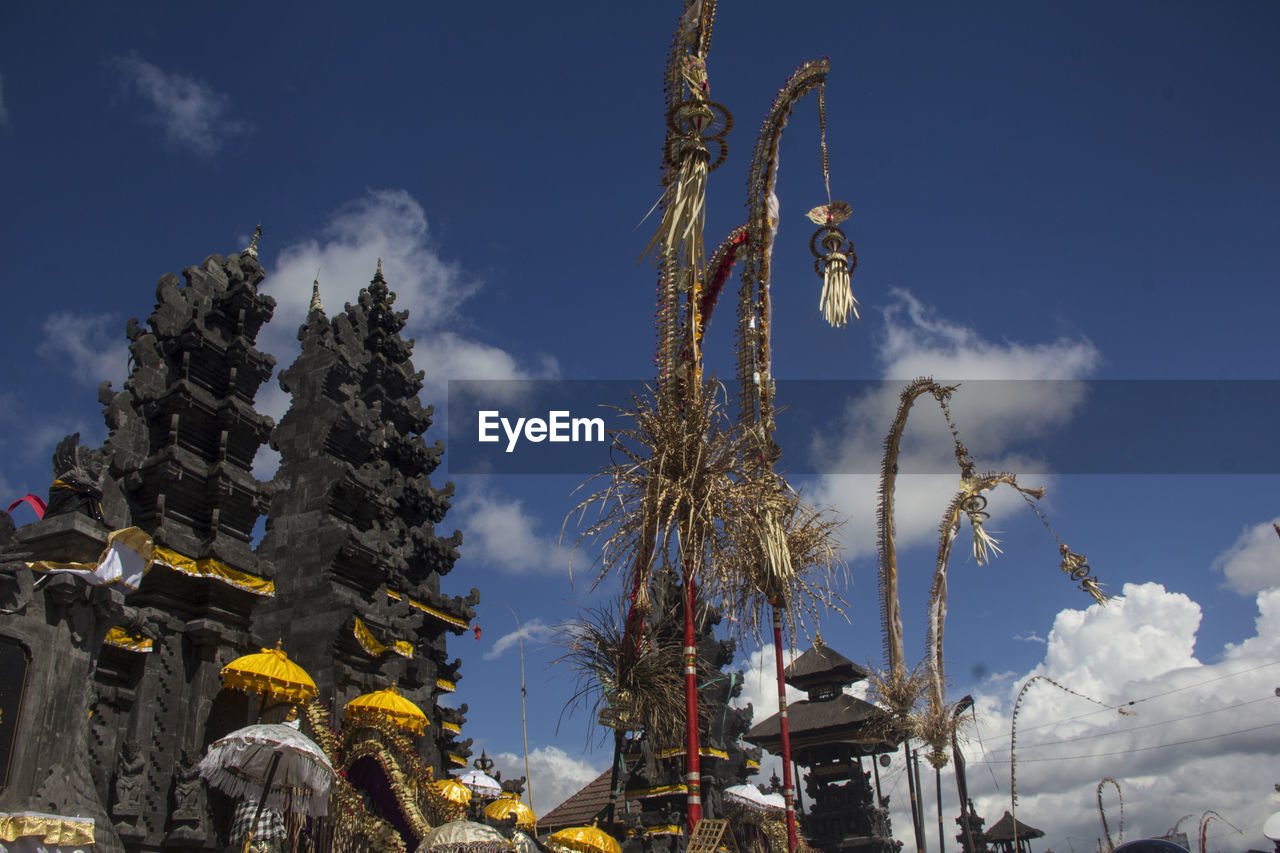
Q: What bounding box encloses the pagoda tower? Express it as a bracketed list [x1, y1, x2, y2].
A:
[253, 263, 476, 775]
[746, 640, 901, 853]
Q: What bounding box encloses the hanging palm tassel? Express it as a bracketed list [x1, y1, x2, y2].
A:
[807, 202, 857, 326]
[960, 492, 1003, 565]
[643, 53, 721, 401]
[806, 83, 859, 327]
[642, 55, 714, 274]
[812, 219, 857, 326]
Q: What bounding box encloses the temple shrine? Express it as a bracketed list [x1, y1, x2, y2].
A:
[745, 640, 901, 853]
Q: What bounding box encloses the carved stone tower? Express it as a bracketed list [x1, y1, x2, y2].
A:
[3, 235, 282, 852]
[253, 264, 476, 775]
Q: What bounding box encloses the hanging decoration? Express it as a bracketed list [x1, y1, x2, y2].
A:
[808, 83, 858, 327]
[808, 201, 857, 327]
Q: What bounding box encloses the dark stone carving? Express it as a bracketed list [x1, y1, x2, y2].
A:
[956, 799, 990, 853]
[165, 748, 209, 843]
[618, 566, 759, 853]
[0, 511, 126, 853]
[112, 737, 146, 834]
[1, 239, 279, 852]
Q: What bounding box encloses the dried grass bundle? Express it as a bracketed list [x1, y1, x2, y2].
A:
[865, 664, 927, 739]
[715, 478, 848, 642]
[553, 599, 712, 749]
[567, 379, 750, 612]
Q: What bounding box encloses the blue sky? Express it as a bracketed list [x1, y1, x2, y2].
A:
[2, 2, 1279, 850]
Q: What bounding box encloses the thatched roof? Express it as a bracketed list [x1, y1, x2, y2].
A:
[539, 770, 641, 836]
[984, 811, 1044, 842]
[744, 694, 897, 757]
[785, 644, 868, 693]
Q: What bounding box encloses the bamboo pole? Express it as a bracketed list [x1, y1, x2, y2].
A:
[772, 608, 798, 852]
[684, 570, 702, 828]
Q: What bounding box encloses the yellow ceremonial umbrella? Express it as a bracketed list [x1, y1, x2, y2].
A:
[344, 683, 429, 735]
[485, 793, 537, 834]
[549, 823, 621, 853]
[431, 778, 473, 807]
[221, 642, 317, 706]
[426, 777, 474, 824]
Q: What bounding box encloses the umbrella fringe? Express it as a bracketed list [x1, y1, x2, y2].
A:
[198, 765, 331, 817]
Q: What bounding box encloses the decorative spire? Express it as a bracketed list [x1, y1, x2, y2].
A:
[374, 257, 384, 281]
[309, 279, 323, 314]
[244, 224, 262, 259]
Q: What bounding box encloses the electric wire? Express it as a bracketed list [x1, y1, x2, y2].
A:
[993, 693, 1275, 752]
[971, 719, 1280, 764]
[977, 658, 1280, 744]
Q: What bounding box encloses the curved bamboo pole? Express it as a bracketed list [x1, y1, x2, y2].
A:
[1097, 777, 1123, 852]
[1009, 677, 1111, 852]
[730, 60, 832, 853]
[877, 380, 959, 698]
[1198, 810, 1242, 853]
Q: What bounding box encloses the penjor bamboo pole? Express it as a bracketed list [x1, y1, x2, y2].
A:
[914, 747, 928, 853]
[502, 604, 535, 829]
[905, 740, 923, 853]
[683, 569, 702, 828]
[773, 608, 799, 853]
[936, 765, 944, 853]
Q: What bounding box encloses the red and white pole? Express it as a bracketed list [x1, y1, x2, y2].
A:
[773, 607, 798, 853]
[684, 571, 702, 829]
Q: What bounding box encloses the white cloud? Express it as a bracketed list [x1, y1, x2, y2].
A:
[731, 643, 808, 793]
[810, 289, 1101, 562]
[417, 333, 561, 393]
[491, 746, 604, 816]
[453, 485, 565, 575]
[37, 312, 128, 389]
[261, 189, 558, 423]
[732, 643, 805, 722]
[878, 289, 1102, 382]
[895, 582, 1280, 853]
[1212, 518, 1280, 596]
[108, 54, 247, 156]
[483, 617, 556, 661]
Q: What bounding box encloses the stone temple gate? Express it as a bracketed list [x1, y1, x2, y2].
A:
[0, 233, 474, 852]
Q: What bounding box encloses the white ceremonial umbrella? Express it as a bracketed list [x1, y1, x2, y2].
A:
[416, 819, 512, 853]
[198, 721, 334, 819]
[456, 769, 503, 799]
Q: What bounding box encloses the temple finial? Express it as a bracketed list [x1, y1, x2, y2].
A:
[375, 257, 384, 280]
[245, 224, 262, 259]
[309, 279, 323, 314]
